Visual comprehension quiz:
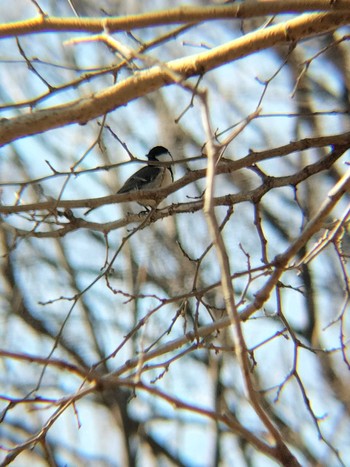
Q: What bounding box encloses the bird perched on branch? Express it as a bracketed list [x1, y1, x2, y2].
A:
[118, 146, 174, 209]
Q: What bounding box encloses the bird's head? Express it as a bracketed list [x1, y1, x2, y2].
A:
[147, 146, 172, 161]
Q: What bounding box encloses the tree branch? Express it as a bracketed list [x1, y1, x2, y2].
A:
[1, 1, 350, 37]
[1, 11, 350, 146]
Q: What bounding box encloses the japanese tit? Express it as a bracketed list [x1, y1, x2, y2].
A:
[118, 146, 174, 208]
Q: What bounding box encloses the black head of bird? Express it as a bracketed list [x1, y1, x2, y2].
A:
[117, 146, 174, 209]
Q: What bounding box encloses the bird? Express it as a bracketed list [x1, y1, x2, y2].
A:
[117, 146, 174, 209]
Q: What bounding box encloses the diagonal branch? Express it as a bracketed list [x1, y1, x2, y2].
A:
[200, 93, 301, 466]
[241, 163, 350, 321]
[1, 11, 350, 146]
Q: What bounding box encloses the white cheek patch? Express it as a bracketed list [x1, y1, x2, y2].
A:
[158, 152, 174, 181]
[161, 152, 173, 164]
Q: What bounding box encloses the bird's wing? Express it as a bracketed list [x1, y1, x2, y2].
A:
[117, 166, 161, 193]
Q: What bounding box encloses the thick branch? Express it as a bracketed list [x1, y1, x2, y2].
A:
[1, 12, 350, 146]
[0, 2, 350, 37]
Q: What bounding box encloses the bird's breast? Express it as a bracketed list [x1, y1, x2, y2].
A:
[137, 167, 173, 208]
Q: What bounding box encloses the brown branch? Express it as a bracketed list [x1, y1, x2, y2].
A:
[200, 92, 300, 466]
[1, 131, 348, 216]
[101, 377, 278, 460]
[2, 384, 96, 465]
[241, 163, 350, 321]
[1, 2, 350, 38]
[0, 130, 345, 193]
[0, 138, 346, 240]
[1, 12, 350, 146]
[0, 24, 194, 112]
[0, 349, 87, 377]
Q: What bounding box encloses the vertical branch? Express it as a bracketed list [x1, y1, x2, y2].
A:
[200, 90, 300, 466]
[254, 202, 269, 264]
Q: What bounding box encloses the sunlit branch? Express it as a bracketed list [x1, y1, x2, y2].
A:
[1, 12, 350, 146]
[1, 2, 350, 38]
